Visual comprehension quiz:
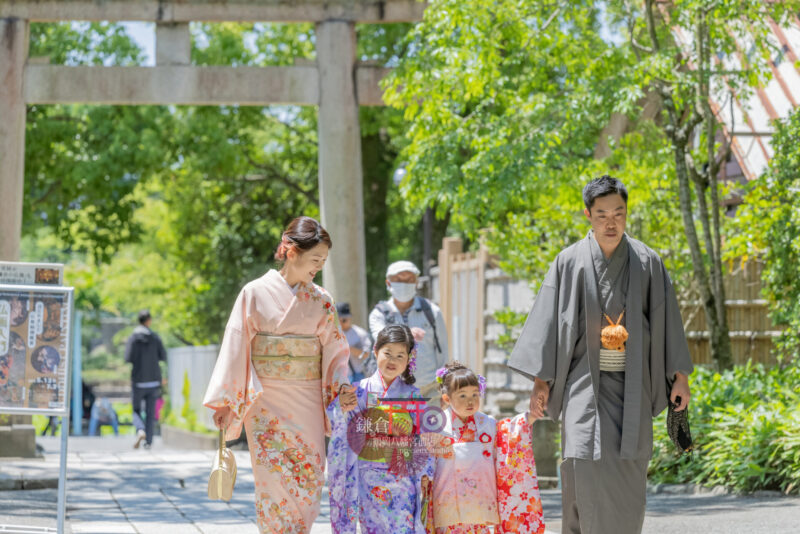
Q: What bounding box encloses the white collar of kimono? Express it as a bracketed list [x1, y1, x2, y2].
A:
[364, 371, 412, 405]
[444, 407, 492, 435]
[265, 268, 306, 297]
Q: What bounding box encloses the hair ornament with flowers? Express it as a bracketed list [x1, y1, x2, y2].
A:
[435, 366, 448, 384]
[407, 341, 419, 373]
[436, 365, 487, 395]
[276, 234, 296, 260]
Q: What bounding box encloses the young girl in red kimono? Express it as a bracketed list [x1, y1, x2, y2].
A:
[431, 362, 546, 534]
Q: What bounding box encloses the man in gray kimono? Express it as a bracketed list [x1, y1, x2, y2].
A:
[508, 175, 693, 534]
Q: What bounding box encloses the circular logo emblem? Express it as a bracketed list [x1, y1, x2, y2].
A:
[420, 406, 446, 433]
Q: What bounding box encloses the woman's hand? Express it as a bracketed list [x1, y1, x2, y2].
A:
[213, 406, 234, 430]
[339, 384, 358, 412]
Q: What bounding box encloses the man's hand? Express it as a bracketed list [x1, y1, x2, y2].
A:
[670, 372, 691, 411]
[339, 384, 358, 412]
[212, 406, 234, 430]
[529, 377, 550, 420]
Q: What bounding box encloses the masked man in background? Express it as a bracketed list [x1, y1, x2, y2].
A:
[369, 261, 449, 404]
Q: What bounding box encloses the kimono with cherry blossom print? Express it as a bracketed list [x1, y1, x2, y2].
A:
[203, 269, 349, 534]
[327, 371, 435, 534]
[495, 414, 546, 534]
[432, 409, 545, 534]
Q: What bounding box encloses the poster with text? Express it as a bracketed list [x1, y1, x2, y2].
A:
[0, 262, 63, 286]
[0, 286, 71, 413]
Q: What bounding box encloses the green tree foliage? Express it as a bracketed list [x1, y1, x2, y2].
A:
[384, 1, 691, 289]
[26, 23, 173, 263]
[608, 0, 800, 368]
[729, 110, 800, 357]
[24, 21, 433, 344]
[384, 1, 631, 240]
[157, 23, 321, 341]
[386, 0, 800, 368]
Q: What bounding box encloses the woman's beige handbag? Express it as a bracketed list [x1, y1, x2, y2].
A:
[208, 429, 237, 501]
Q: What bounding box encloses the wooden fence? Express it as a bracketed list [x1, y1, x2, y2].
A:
[681, 260, 782, 365]
[434, 237, 489, 376]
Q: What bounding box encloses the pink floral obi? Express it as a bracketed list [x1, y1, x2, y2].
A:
[251, 334, 322, 381]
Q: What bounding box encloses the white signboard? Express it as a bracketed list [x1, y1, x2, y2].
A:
[0, 261, 64, 286]
[0, 284, 73, 415]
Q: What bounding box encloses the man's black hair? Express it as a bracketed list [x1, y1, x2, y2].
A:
[583, 175, 628, 211]
[138, 310, 151, 325]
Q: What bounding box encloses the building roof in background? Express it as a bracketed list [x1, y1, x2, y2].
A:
[671, 17, 800, 181]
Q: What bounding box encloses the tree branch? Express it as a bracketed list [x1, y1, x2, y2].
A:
[540, 4, 562, 33]
[243, 153, 318, 204]
[713, 95, 735, 173]
[263, 112, 317, 149]
[645, 0, 662, 52]
[631, 38, 655, 57]
[677, 108, 703, 144]
[173, 332, 195, 346]
[684, 151, 708, 189]
[29, 181, 62, 210]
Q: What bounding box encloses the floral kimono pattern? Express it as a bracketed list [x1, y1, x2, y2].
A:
[203, 269, 349, 534]
[433, 410, 500, 531]
[495, 413, 545, 534]
[327, 371, 435, 534]
[432, 410, 545, 534]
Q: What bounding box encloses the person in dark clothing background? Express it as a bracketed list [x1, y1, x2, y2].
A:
[125, 310, 166, 449]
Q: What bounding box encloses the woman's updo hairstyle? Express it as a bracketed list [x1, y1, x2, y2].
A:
[374, 324, 416, 385]
[438, 361, 479, 395]
[275, 216, 333, 262]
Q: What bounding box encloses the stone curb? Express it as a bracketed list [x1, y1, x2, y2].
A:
[0, 472, 59, 491]
[161, 425, 218, 450]
[647, 482, 791, 498]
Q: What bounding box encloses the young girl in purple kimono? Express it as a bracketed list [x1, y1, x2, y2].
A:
[432, 362, 545, 534]
[327, 324, 435, 534]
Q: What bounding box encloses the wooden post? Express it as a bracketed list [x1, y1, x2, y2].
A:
[316, 20, 368, 325]
[476, 244, 487, 376]
[437, 237, 463, 362]
[0, 17, 28, 261]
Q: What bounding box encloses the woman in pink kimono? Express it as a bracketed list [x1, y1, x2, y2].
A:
[203, 216, 355, 533]
[432, 362, 545, 534]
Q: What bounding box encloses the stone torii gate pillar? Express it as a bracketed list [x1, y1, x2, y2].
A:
[0, 17, 36, 458]
[316, 20, 368, 324]
[0, 17, 28, 262]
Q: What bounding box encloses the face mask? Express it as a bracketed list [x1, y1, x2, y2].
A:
[388, 282, 416, 303]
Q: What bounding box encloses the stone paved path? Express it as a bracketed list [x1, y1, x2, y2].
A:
[2, 436, 798, 533]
